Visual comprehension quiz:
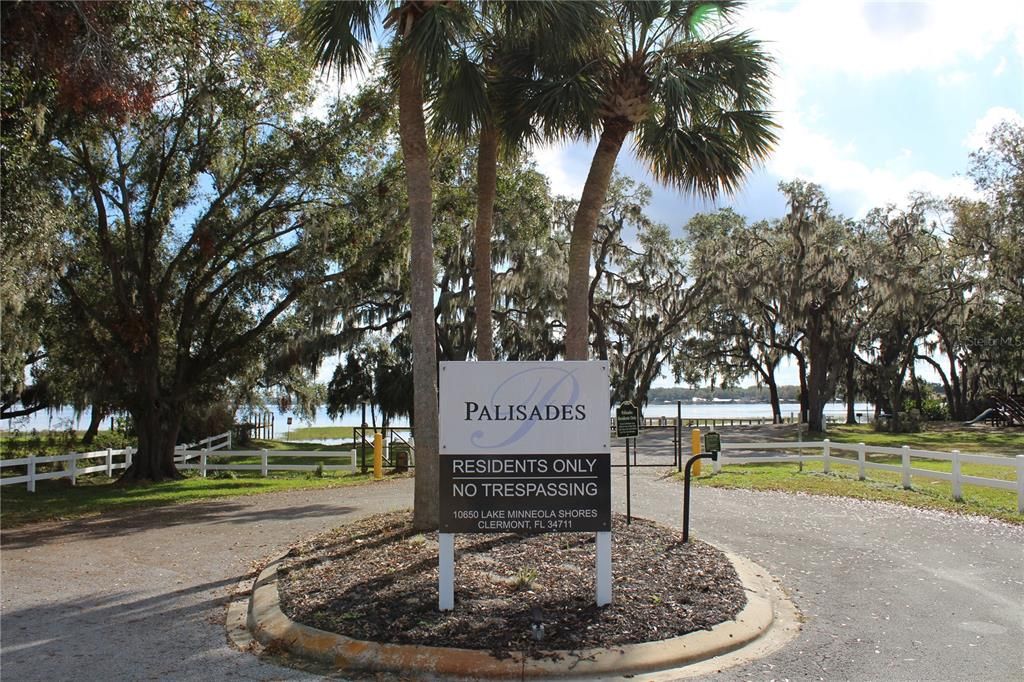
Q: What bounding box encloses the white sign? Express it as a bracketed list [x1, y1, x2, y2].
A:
[439, 361, 609, 455]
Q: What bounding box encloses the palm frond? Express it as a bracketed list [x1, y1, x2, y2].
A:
[300, 0, 378, 76]
[429, 48, 490, 139]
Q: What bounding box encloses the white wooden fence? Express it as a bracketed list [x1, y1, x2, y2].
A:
[176, 449, 357, 477]
[715, 439, 1024, 513]
[1, 427, 365, 492]
[2, 431, 232, 492]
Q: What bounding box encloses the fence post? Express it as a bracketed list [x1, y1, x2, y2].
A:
[823, 439, 831, 474]
[951, 450, 962, 502]
[227, 431, 232, 450]
[125, 446, 133, 469]
[106, 448, 113, 477]
[261, 449, 268, 477]
[901, 445, 911, 489]
[857, 442, 866, 481]
[27, 455, 36, 493]
[69, 452, 77, 486]
[200, 448, 208, 478]
[1016, 455, 1023, 514]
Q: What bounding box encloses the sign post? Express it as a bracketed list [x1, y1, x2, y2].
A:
[615, 401, 639, 438]
[438, 361, 611, 610]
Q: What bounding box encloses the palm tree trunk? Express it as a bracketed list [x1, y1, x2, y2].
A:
[566, 119, 631, 360]
[473, 125, 498, 361]
[398, 56, 439, 531]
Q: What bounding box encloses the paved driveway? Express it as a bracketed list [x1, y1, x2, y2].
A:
[2, 434, 1022, 681]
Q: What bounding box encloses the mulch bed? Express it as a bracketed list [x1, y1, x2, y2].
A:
[275, 511, 746, 656]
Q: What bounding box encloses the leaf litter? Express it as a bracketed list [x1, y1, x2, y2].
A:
[276, 511, 745, 656]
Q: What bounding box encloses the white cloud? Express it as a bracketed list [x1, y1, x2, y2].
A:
[993, 56, 1008, 76]
[529, 142, 591, 200]
[742, 1, 1024, 81]
[963, 106, 1024, 150]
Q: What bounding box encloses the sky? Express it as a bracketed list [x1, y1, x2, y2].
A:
[531, 0, 1024, 387]
[316, 1, 1024, 388]
[535, 0, 1023, 226]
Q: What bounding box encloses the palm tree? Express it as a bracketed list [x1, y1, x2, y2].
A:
[556, 1, 778, 360]
[303, 1, 469, 529]
[429, 2, 601, 361]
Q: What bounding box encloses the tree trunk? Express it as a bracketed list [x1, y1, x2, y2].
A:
[565, 119, 631, 360]
[794, 349, 809, 424]
[120, 396, 182, 482]
[766, 363, 782, 424]
[806, 322, 829, 433]
[845, 354, 857, 425]
[473, 125, 498, 361]
[82, 405, 106, 445]
[398, 56, 440, 531]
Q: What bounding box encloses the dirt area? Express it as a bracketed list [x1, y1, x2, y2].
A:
[275, 511, 746, 657]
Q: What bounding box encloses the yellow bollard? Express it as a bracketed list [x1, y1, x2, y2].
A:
[373, 432, 383, 481]
[691, 428, 702, 476]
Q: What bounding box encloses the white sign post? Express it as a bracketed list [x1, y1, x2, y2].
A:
[437, 361, 612, 610]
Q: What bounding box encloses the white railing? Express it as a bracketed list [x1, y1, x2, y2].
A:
[177, 449, 357, 477]
[0, 447, 134, 492]
[714, 439, 1024, 513]
[2, 431, 233, 492]
[172, 431, 232, 464]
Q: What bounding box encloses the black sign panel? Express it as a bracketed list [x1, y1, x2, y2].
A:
[616, 402, 639, 437]
[440, 454, 611, 533]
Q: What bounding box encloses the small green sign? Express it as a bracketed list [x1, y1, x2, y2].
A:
[616, 401, 639, 437]
[704, 431, 721, 453]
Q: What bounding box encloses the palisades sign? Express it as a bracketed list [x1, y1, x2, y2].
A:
[439, 361, 611, 533]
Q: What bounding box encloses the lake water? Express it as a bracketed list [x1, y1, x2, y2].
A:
[9, 401, 872, 432]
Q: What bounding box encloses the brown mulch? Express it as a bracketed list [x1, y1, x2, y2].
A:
[275, 511, 746, 656]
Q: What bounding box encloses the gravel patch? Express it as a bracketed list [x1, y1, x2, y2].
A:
[276, 511, 745, 656]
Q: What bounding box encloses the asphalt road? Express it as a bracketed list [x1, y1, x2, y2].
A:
[2, 430, 1022, 681]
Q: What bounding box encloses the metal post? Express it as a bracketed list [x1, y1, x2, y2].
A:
[438, 532, 455, 611]
[596, 531, 612, 606]
[901, 445, 911, 489]
[625, 438, 631, 525]
[373, 432, 383, 481]
[690, 429, 702, 477]
[1016, 455, 1024, 514]
[682, 453, 717, 542]
[676, 400, 682, 469]
[951, 450, 962, 501]
[361, 402, 368, 475]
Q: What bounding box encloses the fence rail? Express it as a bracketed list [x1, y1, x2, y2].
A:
[3, 431, 232, 492]
[178, 449, 357, 477]
[715, 439, 1024, 513]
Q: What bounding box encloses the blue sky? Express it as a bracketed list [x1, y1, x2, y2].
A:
[534, 1, 1023, 231]
[530, 1, 1024, 387]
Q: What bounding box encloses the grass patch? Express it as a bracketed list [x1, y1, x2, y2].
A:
[0, 470, 375, 528]
[690, 459, 1022, 525]
[283, 426, 358, 441]
[813, 424, 1024, 454]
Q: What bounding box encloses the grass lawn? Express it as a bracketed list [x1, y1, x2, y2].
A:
[691, 459, 1022, 525]
[810, 424, 1024, 454]
[282, 426, 358, 441]
[0, 470, 378, 528]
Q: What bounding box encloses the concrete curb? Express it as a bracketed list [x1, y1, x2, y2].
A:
[246, 549, 781, 679]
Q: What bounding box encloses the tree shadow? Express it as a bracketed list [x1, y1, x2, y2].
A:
[0, 500, 357, 550]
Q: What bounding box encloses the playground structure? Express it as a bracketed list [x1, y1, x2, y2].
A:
[964, 394, 1024, 427]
